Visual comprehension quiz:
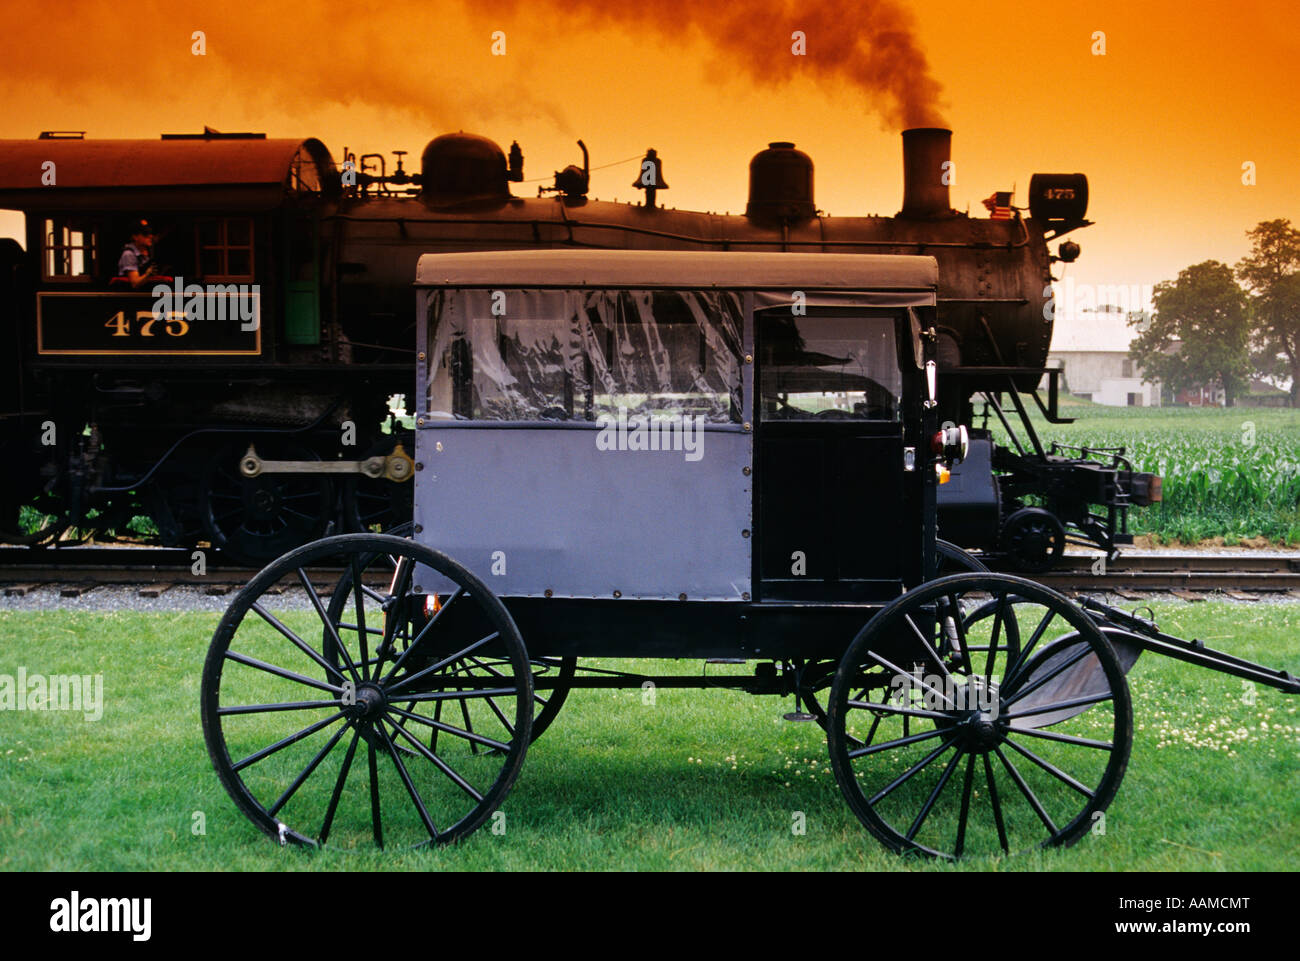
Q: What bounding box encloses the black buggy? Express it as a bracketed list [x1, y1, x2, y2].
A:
[201, 250, 1298, 859]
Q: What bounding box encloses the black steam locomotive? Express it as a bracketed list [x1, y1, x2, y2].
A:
[0, 125, 1158, 567]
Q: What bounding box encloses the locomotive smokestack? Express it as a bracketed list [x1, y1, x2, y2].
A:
[900, 127, 953, 219]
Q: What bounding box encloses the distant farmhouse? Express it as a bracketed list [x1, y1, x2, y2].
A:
[1046, 307, 1160, 407]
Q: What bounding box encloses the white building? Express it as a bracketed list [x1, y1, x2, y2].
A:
[1045, 310, 1161, 407]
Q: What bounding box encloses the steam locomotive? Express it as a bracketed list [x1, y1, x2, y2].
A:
[0, 125, 1158, 567]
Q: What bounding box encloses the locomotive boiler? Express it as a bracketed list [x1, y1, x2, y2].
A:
[0, 125, 1157, 567]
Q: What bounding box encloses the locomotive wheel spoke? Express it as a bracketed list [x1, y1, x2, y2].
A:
[202, 534, 533, 849]
[827, 574, 1131, 860]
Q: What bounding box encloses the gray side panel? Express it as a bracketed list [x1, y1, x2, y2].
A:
[414, 426, 752, 601]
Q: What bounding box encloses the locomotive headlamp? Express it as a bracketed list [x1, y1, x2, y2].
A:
[1057, 240, 1081, 263]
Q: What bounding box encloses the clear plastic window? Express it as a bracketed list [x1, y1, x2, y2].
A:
[758, 312, 901, 421]
[425, 289, 743, 423]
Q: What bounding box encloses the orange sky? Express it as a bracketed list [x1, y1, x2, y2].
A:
[1, 0, 1295, 327]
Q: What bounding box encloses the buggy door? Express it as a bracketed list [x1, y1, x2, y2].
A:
[754, 308, 918, 601]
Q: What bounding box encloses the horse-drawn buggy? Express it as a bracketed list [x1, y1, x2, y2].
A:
[201, 250, 1298, 859]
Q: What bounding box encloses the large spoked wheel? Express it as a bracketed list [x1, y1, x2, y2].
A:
[796, 543, 1001, 727]
[827, 573, 1131, 860]
[322, 539, 575, 744]
[201, 534, 533, 849]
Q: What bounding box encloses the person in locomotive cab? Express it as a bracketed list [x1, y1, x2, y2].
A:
[117, 219, 156, 288]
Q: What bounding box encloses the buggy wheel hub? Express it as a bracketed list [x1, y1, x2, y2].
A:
[959, 710, 1005, 752]
[345, 681, 387, 721]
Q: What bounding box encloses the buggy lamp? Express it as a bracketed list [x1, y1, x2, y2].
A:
[935, 464, 951, 484]
[424, 593, 442, 616]
[931, 424, 969, 465]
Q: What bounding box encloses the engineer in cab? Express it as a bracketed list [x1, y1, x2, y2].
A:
[116, 219, 156, 288]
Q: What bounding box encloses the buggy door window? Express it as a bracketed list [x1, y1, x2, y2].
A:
[759, 313, 900, 421]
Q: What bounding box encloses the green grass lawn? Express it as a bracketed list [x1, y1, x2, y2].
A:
[0, 604, 1296, 871]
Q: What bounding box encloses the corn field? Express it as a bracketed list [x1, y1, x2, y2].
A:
[990, 402, 1300, 545]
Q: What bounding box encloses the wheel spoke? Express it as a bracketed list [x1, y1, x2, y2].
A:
[1002, 607, 1059, 689]
[218, 699, 340, 716]
[1011, 727, 1113, 750]
[373, 557, 414, 677]
[374, 720, 441, 842]
[905, 747, 964, 842]
[320, 726, 361, 844]
[232, 712, 346, 772]
[1004, 643, 1093, 705]
[350, 556, 370, 681]
[269, 720, 353, 817]
[380, 587, 465, 685]
[251, 602, 348, 685]
[387, 704, 511, 752]
[903, 613, 953, 683]
[1003, 737, 1094, 798]
[866, 735, 958, 805]
[994, 747, 1058, 835]
[224, 649, 343, 695]
[985, 592, 1009, 682]
[387, 716, 486, 803]
[849, 724, 947, 760]
[368, 739, 383, 848]
[298, 568, 362, 684]
[846, 699, 950, 721]
[864, 650, 956, 710]
[1003, 690, 1113, 721]
[954, 753, 976, 858]
[983, 752, 1010, 852]
[387, 632, 501, 695]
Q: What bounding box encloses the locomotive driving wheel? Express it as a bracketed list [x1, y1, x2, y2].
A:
[201, 534, 533, 848]
[200, 442, 334, 565]
[827, 573, 1131, 859]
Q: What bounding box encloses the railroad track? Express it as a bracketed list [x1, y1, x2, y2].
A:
[3, 545, 1300, 599]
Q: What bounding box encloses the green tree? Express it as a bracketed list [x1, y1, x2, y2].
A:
[1128, 261, 1250, 405]
[1236, 219, 1300, 405]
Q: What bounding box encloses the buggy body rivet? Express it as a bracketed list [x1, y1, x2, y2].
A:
[544, 588, 553, 598]
[743, 422, 752, 432]
[415, 462, 423, 471]
[744, 354, 753, 364]
[613, 589, 622, 598]
[742, 529, 750, 538]
[743, 466, 752, 475]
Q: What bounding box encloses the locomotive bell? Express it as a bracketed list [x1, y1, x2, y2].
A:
[632, 149, 667, 190]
